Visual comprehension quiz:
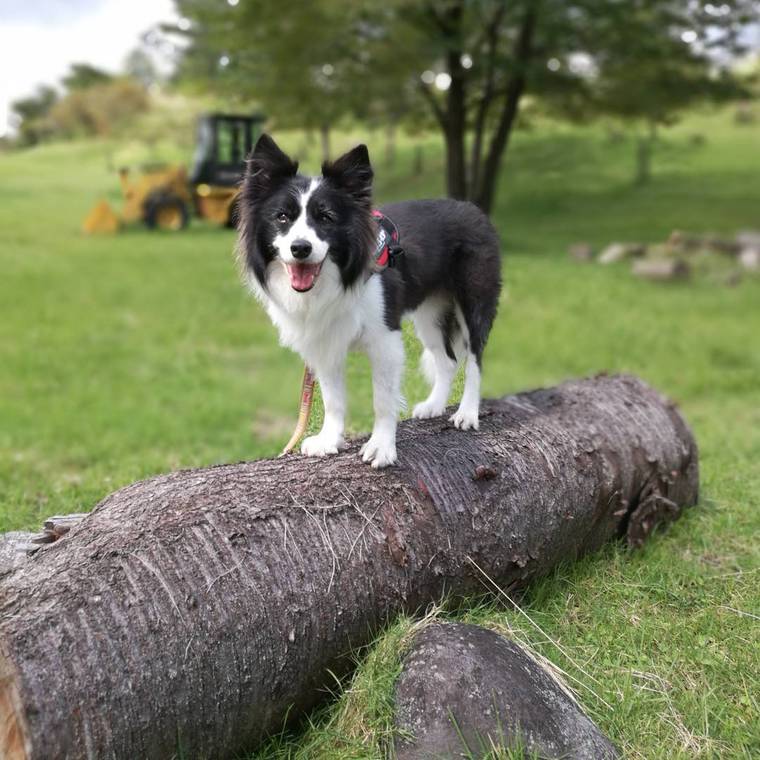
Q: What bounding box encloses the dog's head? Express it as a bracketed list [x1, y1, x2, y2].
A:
[238, 134, 375, 298]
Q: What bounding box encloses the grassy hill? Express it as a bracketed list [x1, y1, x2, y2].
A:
[0, 108, 758, 758]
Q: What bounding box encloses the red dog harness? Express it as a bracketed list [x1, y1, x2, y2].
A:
[371, 210, 404, 272]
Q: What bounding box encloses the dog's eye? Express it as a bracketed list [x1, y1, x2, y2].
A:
[317, 210, 334, 223]
[276, 212, 290, 224]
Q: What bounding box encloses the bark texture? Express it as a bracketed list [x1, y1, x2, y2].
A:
[394, 622, 619, 759]
[0, 374, 698, 760]
[0, 534, 34, 579]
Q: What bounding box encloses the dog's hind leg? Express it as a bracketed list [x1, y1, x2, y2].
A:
[411, 298, 458, 420]
[450, 271, 500, 431]
[450, 349, 481, 430]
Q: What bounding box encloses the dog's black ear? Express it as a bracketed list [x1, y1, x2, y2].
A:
[244, 134, 298, 200]
[322, 144, 373, 207]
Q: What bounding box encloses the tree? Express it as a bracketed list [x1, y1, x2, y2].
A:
[586, 2, 753, 184]
[60, 62, 113, 91]
[175, 0, 758, 211]
[364, 0, 758, 208]
[174, 0, 363, 161]
[10, 62, 141, 146]
[10, 86, 59, 145]
[48, 79, 150, 138]
[124, 48, 161, 89]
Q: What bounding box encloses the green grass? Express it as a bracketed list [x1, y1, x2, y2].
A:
[1, 108, 759, 758]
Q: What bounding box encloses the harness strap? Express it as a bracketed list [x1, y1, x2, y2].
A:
[371, 210, 404, 272]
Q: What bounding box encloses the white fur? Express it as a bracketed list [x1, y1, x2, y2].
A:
[248, 255, 402, 466]
[272, 179, 329, 266]
[411, 296, 458, 420]
[358, 288, 404, 467]
[451, 352, 480, 430]
[410, 296, 480, 430]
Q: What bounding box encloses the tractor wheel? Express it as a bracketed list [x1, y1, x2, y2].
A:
[144, 193, 189, 231]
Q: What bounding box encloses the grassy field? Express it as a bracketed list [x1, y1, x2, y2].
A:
[1, 109, 758, 758]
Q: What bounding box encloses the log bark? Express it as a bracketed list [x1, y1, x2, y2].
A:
[0, 374, 698, 760]
[394, 622, 619, 759]
[632, 258, 691, 282]
[0, 534, 34, 579]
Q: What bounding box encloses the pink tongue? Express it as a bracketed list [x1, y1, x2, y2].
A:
[287, 263, 320, 291]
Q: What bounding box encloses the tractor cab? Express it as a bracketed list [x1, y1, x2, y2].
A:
[189, 113, 264, 226]
[190, 113, 265, 188]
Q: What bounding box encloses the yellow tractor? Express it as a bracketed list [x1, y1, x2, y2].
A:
[82, 113, 264, 234]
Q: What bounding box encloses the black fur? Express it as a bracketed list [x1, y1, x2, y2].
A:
[238, 136, 502, 366]
[376, 198, 501, 366]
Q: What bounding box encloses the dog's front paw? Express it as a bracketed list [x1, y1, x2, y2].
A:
[412, 399, 446, 420]
[301, 433, 344, 458]
[450, 408, 479, 431]
[360, 435, 398, 469]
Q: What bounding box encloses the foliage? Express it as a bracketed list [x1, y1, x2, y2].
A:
[174, 0, 759, 209]
[0, 108, 758, 757]
[48, 79, 150, 139]
[10, 63, 149, 146]
[173, 0, 367, 159]
[579, 1, 754, 183]
[124, 48, 161, 89]
[10, 85, 59, 145]
[60, 63, 113, 91]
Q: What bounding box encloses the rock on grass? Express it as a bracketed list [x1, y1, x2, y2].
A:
[394, 622, 619, 759]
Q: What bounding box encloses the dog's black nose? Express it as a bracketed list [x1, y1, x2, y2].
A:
[290, 239, 312, 260]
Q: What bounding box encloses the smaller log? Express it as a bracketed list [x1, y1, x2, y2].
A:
[632, 258, 690, 282]
[667, 230, 740, 256]
[736, 230, 760, 251]
[598, 242, 645, 264]
[739, 247, 760, 272]
[394, 622, 619, 760]
[568, 243, 594, 262]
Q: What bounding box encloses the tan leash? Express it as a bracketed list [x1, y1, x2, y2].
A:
[279, 365, 317, 456]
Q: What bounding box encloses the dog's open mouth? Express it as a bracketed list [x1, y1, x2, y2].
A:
[285, 262, 322, 292]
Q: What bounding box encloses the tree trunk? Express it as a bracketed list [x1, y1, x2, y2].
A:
[469, 1, 506, 197]
[385, 122, 396, 168]
[443, 8, 467, 200]
[413, 144, 424, 176]
[474, 5, 537, 214]
[0, 374, 698, 760]
[635, 121, 657, 185]
[319, 123, 330, 162]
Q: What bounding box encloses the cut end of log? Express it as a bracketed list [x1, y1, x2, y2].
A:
[1, 652, 30, 760]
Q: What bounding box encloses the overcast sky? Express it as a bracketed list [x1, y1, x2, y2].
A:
[0, 0, 178, 136]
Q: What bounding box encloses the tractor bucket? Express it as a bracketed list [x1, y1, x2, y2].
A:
[82, 199, 121, 234]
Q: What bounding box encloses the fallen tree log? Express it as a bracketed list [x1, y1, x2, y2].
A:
[0, 374, 698, 760]
[632, 258, 691, 282]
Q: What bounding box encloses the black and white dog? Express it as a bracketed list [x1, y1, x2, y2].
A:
[238, 134, 501, 468]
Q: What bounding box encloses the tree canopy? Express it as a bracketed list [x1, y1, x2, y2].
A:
[136, 2, 760, 208]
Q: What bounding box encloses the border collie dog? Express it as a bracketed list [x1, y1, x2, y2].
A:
[238, 134, 501, 468]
